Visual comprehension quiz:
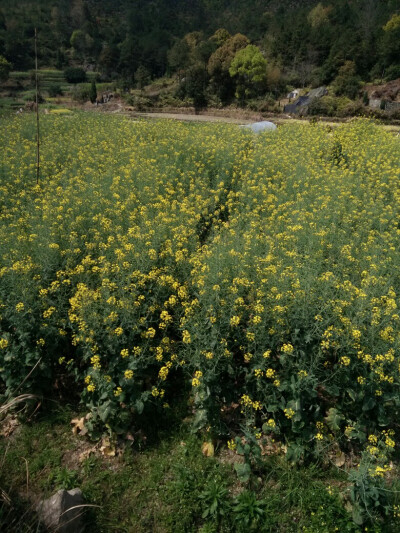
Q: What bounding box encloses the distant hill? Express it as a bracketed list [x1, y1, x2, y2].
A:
[0, 0, 399, 92]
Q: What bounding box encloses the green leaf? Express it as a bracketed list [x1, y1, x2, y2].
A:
[285, 443, 305, 462]
[192, 408, 208, 431]
[234, 462, 251, 483]
[325, 408, 344, 431]
[347, 388, 356, 401]
[362, 397, 376, 411]
[99, 404, 111, 423]
[351, 503, 364, 525]
[236, 442, 245, 455]
[135, 400, 144, 415]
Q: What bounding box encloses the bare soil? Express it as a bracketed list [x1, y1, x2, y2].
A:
[366, 78, 400, 101]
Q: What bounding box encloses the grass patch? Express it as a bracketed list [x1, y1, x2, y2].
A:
[1, 406, 394, 532]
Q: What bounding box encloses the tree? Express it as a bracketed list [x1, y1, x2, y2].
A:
[89, 79, 97, 103]
[55, 49, 66, 70]
[308, 3, 332, 28]
[139, 29, 169, 78]
[208, 33, 249, 103]
[48, 83, 63, 97]
[70, 0, 87, 27]
[208, 34, 250, 75]
[229, 45, 267, 103]
[119, 36, 141, 83]
[333, 61, 361, 99]
[185, 64, 208, 113]
[167, 38, 190, 74]
[64, 67, 86, 83]
[70, 29, 87, 52]
[210, 28, 231, 47]
[383, 13, 400, 32]
[0, 54, 11, 82]
[266, 64, 283, 94]
[381, 13, 400, 68]
[184, 31, 203, 51]
[98, 44, 120, 78]
[70, 28, 95, 60]
[195, 40, 217, 67]
[135, 65, 150, 89]
[4, 31, 33, 71]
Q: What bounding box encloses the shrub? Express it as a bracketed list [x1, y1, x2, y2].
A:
[89, 80, 97, 103]
[308, 95, 337, 116]
[247, 96, 276, 112]
[124, 94, 153, 110]
[333, 61, 361, 99]
[64, 67, 87, 84]
[387, 107, 400, 120]
[336, 97, 364, 117]
[48, 84, 63, 97]
[0, 55, 12, 82]
[384, 64, 400, 82]
[71, 84, 90, 103]
[22, 91, 45, 103]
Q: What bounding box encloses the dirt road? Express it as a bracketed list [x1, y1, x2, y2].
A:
[131, 111, 400, 133]
[131, 111, 254, 124]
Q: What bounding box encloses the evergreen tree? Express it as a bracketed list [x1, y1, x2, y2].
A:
[0, 0, 397, 92]
[185, 64, 208, 114]
[89, 79, 97, 103]
[0, 54, 11, 82]
[333, 61, 361, 99]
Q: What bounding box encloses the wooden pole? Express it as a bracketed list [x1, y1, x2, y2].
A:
[34, 27, 40, 185]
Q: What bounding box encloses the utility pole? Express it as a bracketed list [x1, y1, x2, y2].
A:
[34, 27, 40, 184]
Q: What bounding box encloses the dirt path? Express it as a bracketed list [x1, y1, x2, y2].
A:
[127, 111, 349, 129]
[88, 102, 400, 132]
[130, 111, 254, 124]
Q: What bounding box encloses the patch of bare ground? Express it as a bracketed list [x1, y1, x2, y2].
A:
[64, 99, 400, 131]
[0, 415, 20, 439]
[366, 78, 400, 102]
[131, 110, 255, 124]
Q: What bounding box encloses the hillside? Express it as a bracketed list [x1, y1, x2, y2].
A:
[0, 0, 399, 87]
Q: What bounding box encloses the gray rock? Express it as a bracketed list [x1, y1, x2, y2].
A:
[37, 488, 85, 533]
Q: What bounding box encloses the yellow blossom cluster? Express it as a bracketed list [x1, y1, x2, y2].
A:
[1, 114, 400, 452]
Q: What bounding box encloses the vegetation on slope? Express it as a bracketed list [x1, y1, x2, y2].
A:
[0, 0, 399, 108]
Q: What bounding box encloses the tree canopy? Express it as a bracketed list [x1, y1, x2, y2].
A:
[229, 44, 267, 101]
[0, 0, 399, 88]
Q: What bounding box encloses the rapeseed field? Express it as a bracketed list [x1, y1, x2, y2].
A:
[1, 113, 400, 524]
